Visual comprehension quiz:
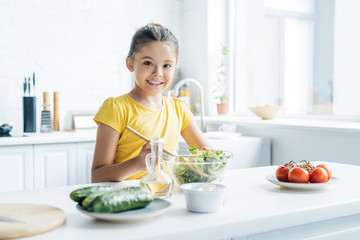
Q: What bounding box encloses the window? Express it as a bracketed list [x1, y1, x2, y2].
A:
[232, 0, 360, 118]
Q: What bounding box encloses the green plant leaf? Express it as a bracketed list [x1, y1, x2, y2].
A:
[213, 44, 230, 102]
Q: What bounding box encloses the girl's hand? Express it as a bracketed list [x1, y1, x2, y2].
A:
[201, 146, 216, 153]
[201, 146, 211, 151]
[136, 141, 152, 170]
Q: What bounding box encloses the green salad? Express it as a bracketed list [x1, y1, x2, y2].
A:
[173, 147, 228, 184]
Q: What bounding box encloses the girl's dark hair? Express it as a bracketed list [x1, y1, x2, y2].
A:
[128, 23, 179, 60]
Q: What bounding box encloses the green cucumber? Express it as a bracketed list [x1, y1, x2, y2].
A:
[70, 185, 113, 204]
[85, 186, 153, 213]
[82, 191, 107, 209]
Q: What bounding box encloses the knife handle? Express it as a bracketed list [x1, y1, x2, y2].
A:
[23, 78, 27, 96]
[28, 77, 31, 95]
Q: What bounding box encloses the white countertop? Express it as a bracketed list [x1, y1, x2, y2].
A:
[0, 130, 96, 146]
[202, 115, 360, 133]
[1, 162, 360, 239]
[0, 129, 270, 146]
[2, 115, 360, 147]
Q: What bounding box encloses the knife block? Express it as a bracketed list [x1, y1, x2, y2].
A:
[23, 97, 36, 133]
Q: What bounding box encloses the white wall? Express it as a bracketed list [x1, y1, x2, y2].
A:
[180, 0, 230, 116]
[180, 0, 212, 114]
[0, 0, 182, 131]
[0, 0, 229, 132]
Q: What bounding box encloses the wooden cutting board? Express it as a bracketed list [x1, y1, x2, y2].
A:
[0, 203, 66, 239]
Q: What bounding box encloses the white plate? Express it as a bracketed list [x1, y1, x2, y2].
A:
[76, 198, 171, 221]
[266, 175, 339, 190]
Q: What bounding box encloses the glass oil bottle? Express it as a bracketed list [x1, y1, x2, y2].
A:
[140, 137, 173, 198]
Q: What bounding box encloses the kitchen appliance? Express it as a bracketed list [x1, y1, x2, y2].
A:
[40, 91, 52, 133]
[63, 111, 96, 131]
[0, 123, 12, 137]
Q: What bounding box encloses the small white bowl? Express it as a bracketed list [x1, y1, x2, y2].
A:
[180, 183, 226, 213]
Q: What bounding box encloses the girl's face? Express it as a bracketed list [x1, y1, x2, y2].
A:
[126, 41, 177, 96]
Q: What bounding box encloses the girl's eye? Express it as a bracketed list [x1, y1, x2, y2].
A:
[144, 61, 152, 66]
[164, 64, 171, 69]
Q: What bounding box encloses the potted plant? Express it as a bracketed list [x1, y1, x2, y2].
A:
[213, 44, 230, 115]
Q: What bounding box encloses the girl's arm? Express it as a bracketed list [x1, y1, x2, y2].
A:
[91, 122, 151, 183]
[181, 119, 211, 149]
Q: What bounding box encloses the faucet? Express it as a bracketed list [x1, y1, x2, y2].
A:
[173, 78, 206, 132]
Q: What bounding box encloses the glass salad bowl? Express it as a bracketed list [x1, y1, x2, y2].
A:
[164, 148, 232, 186]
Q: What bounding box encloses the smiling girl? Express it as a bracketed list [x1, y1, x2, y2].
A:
[91, 23, 210, 183]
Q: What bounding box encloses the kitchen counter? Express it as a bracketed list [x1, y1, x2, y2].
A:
[1, 162, 360, 240]
[202, 115, 360, 133]
[0, 130, 96, 146]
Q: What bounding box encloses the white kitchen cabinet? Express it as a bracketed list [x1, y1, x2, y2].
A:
[76, 142, 95, 184]
[34, 143, 77, 189]
[0, 131, 97, 192]
[0, 145, 33, 192]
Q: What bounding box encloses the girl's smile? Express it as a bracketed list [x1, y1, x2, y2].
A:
[146, 80, 164, 86]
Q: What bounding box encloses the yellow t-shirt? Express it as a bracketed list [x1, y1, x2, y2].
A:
[93, 94, 193, 180]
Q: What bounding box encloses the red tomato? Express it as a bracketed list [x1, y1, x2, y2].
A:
[310, 167, 329, 183]
[317, 164, 332, 180]
[276, 166, 290, 182]
[288, 167, 310, 183]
